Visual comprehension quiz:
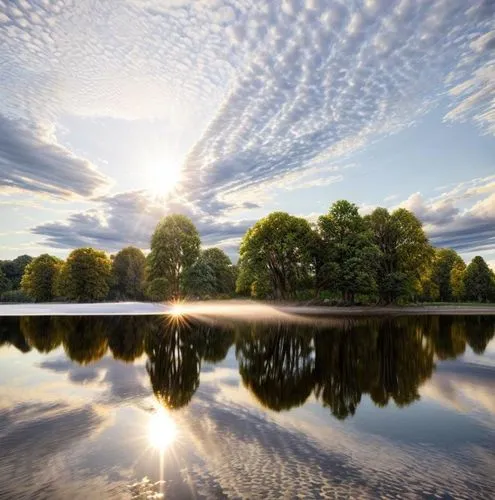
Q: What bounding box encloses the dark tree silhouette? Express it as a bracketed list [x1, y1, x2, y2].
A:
[145, 317, 201, 410]
[236, 322, 315, 411]
[20, 316, 63, 353]
[107, 316, 146, 362]
[0, 317, 31, 353]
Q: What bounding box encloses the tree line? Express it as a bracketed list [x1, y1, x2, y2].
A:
[1, 314, 493, 418]
[1, 202, 494, 304]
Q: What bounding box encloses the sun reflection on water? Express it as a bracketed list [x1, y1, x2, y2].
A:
[148, 408, 177, 450]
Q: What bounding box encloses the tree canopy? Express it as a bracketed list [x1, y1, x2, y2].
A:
[110, 246, 146, 300]
[147, 214, 201, 298]
[463, 256, 495, 303]
[21, 254, 62, 302]
[58, 248, 112, 302]
[238, 212, 316, 299]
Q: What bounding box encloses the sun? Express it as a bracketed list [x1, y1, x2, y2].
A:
[145, 158, 182, 198]
[148, 408, 177, 450]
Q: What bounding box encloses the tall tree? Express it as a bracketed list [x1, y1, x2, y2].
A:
[181, 258, 216, 298]
[365, 208, 433, 303]
[450, 259, 466, 302]
[238, 212, 316, 300]
[431, 249, 465, 302]
[20, 254, 63, 302]
[147, 215, 201, 298]
[0, 267, 8, 295]
[1, 255, 33, 290]
[463, 256, 495, 303]
[58, 248, 111, 302]
[201, 248, 236, 295]
[110, 246, 146, 300]
[317, 200, 379, 303]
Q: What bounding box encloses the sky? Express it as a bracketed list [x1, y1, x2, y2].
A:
[0, 0, 494, 266]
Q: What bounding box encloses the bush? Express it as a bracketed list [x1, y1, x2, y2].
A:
[0, 290, 33, 303]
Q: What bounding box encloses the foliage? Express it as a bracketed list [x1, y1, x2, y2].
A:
[238, 212, 316, 300]
[317, 200, 379, 303]
[0, 289, 33, 303]
[146, 277, 171, 302]
[110, 246, 146, 300]
[430, 249, 464, 302]
[365, 207, 433, 303]
[0, 255, 33, 290]
[0, 267, 9, 295]
[463, 256, 495, 302]
[147, 214, 201, 298]
[181, 259, 216, 298]
[450, 259, 466, 302]
[58, 248, 112, 302]
[20, 254, 63, 302]
[201, 248, 236, 294]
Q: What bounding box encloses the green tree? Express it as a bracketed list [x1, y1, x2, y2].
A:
[430, 249, 465, 302]
[317, 200, 378, 303]
[1, 255, 33, 290]
[0, 267, 9, 295]
[146, 277, 171, 302]
[59, 248, 111, 302]
[181, 258, 216, 298]
[450, 259, 466, 302]
[365, 208, 433, 303]
[238, 212, 316, 300]
[463, 256, 495, 302]
[20, 254, 63, 302]
[201, 248, 236, 295]
[110, 246, 146, 300]
[147, 215, 201, 298]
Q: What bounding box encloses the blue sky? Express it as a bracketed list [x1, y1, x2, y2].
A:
[0, 0, 494, 266]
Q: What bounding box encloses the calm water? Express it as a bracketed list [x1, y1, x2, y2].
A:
[0, 313, 494, 499]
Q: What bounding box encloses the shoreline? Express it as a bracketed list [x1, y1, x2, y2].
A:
[0, 301, 494, 317]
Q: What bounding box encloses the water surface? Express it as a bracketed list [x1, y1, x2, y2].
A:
[0, 314, 494, 499]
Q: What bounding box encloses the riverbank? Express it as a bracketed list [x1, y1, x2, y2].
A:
[0, 300, 494, 317]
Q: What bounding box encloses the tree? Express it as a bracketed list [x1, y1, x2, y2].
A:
[0, 255, 32, 290]
[110, 246, 146, 300]
[463, 256, 495, 302]
[147, 215, 201, 298]
[317, 200, 378, 303]
[201, 248, 236, 295]
[146, 278, 171, 302]
[450, 259, 466, 302]
[20, 254, 63, 302]
[365, 208, 433, 303]
[181, 258, 216, 298]
[108, 316, 146, 362]
[238, 212, 316, 300]
[0, 267, 9, 295]
[58, 248, 111, 302]
[20, 316, 63, 353]
[430, 249, 464, 302]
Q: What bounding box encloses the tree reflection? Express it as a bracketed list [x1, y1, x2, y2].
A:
[20, 316, 63, 353]
[0, 317, 31, 353]
[199, 322, 235, 363]
[145, 316, 201, 410]
[314, 324, 373, 419]
[236, 322, 315, 411]
[59, 316, 109, 364]
[462, 316, 494, 354]
[107, 316, 146, 362]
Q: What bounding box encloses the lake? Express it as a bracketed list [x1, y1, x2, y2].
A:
[0, 313, 494, 499]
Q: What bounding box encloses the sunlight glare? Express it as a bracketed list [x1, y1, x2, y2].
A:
[148, 409, 177, 450]
[146, 157, 182, 198]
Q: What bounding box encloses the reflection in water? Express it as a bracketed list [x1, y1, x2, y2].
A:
[148, 408, 177, 450]
[0, 314, 493, 419]
[145, 316, 202, 410]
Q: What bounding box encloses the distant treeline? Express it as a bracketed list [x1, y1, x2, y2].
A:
[1, 201, 494, 304]
[1, 315, 493, 418]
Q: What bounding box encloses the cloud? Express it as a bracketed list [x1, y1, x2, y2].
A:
[32, 190, 254, 254]
[0, 115, 109, 198]
[398, 176, 495, 253]
[176, 0, 495, 214]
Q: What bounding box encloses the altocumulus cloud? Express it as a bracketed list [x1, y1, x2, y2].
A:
[0, 115, 109, 198]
